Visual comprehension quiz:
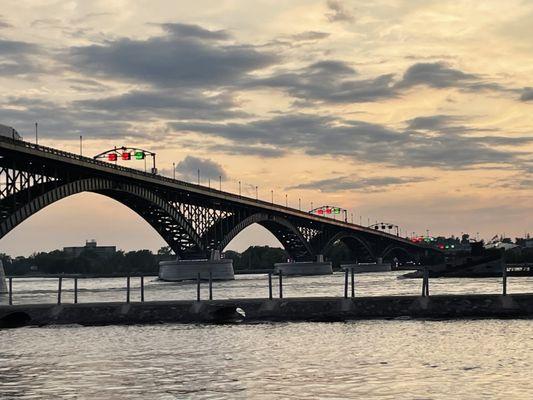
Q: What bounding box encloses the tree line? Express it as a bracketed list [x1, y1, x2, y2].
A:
[0, 242, 365, 276]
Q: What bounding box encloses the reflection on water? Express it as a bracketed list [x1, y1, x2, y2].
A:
[1, 320, 532, 399]
[1, 271, 532, 305]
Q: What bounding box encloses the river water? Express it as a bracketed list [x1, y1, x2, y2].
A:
[1, 272, 532, 399]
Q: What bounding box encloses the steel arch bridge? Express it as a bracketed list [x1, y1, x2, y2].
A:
[0, 136, 436, 261]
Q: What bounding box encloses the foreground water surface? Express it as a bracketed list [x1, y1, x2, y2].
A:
[1, 272, 532, 399]
[1, 320, 532, 399]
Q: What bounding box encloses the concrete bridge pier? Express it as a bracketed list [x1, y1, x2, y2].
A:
[274, 255, 333, 276]
[158, 250, 235, 281]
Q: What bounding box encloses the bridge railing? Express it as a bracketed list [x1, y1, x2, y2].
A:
[0, 265, 516, 307]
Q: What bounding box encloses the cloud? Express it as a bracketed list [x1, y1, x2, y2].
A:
[289, 31, 330, 41]
[520, 87, 533, 101]
[0, 38, 43, 75]
[288, 175, 428, 192]
[67, 26, 277, 88]
[0, 96, 145, 140]
[208, 144, 286, 158]
[76, 89, 247, 120]
[174, 155, 227, 182]
[251, 60, 396, 103]
[0, 17, 12, 29]
[325, 0, 354, 22]
[396, 62, 509, 93]
[406, 115, 461, 130]
[170, 113, 531, 170]
[249, 61, 516, 105]
[161, 23, 230, 40]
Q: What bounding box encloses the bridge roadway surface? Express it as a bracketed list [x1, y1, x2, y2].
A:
[0, 136, 435, 261]
[1, 294, 532, 328]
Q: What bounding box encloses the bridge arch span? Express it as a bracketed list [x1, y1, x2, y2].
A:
[379, 244, 415, 262]
[321, 231, 376, 261]
[0, 178, 204, 258]
[217, 213, 315, 261]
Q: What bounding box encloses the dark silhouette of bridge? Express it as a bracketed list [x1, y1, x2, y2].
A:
[0, 136, 435, 262]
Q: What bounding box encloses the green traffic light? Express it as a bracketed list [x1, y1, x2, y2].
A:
[135, 151, 145, 160]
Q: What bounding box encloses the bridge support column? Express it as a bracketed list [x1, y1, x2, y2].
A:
[158, 251, 235, 282]
[274, 255, 332, 276]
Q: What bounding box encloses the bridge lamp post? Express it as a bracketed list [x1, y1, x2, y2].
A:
[285, 194, 288, 207]
[298, 198, 301, 211]
[35, 122, 38, 145]
[239, 181, 241, 196]
[79, 135, 83, 156]
[255, 186, 258, 200]
[172, 162, 175, 179]
[219, 175, 222, 191]
[197, 169, 200, 185]
[271, 190, 274, 204]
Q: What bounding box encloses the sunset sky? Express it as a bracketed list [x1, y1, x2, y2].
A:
[0, 0, 532, 256]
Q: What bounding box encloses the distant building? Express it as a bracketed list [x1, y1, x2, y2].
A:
[63, 240, 116, 257]
[516, 237, 533, 249]
[0, 124, 21, 140]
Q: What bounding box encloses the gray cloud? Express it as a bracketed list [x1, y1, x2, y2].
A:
[76, 90, 247, 120]
[289, 175, 428, 192]
[520, 87, 533, 101]
[396, 62, 509, 93]
[249, 61, 516, 105]
[161, 23, 230, 40]
[290, 31, 330, 41]
[406, 115, 461, 130]
[251, 60, 396, 103]
[0, 38, 43, 75]
[0, 97, 146, 141]
[326, 0, 354, 22]
[170, 113, 530, 170]
[174, 155, 227, 182]
[68, 27, 277, 88]
[0, 17, 12, 29]
[208, 143, 286, 158]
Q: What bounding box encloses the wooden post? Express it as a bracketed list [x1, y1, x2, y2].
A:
[424, 268, 430, 296]
[126, 276, 130, 303]
[74, 278, 78, 304]
[268, 273, 273, 299]
[344, 269, 348, 298]
[196, 273, 201, 301]
[351, 267, 355, 298]
[279, 271, 283, 299]
[57, 277, 62, 304]
[502, 263, 507, 296]
[8, 277, 12, 305]
[140, 276, 145, 302]
[209, 271, 213, 300]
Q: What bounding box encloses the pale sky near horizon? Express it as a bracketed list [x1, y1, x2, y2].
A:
[0, 0, 532, 256]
